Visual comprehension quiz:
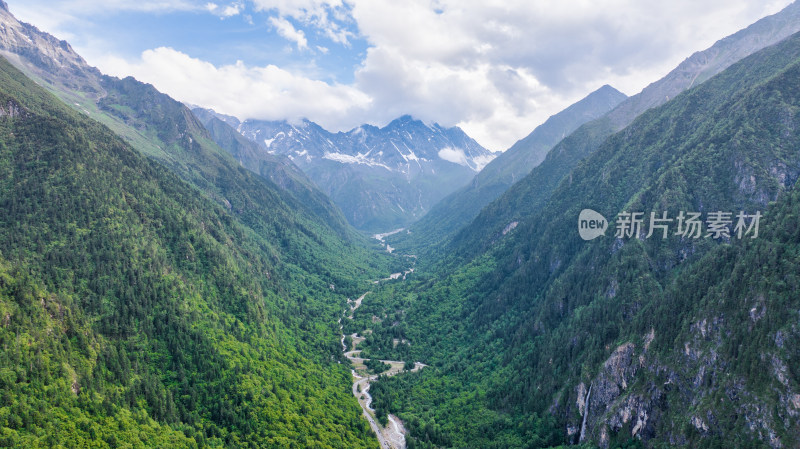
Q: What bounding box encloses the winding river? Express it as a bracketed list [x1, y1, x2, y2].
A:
[341, 284, 425, 448]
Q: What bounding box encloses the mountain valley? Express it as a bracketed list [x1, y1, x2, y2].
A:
[1, 1, 800, 448]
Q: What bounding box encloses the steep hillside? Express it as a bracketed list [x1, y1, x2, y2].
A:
[362, 29, 800, 448]
[0, 56, 381, 447]
[396, 85, 626, 252]
[0, 0, 103, 99]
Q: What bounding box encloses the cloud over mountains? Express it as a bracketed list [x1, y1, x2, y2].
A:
[10, 0, 792, 150]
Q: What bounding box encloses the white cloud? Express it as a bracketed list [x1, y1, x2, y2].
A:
[472, 153, 496, 171]
[269, 16, 308, 50]
[437, 147, 498, 171]
[437, 147, 468, 166]
[27, 0, 793, 151]
[251, 0, 344, 19]
[252, 0, 354, 46]
[95, 47, 371, 130]
[221, 3, 242, 17]
[250, 0, 794, 149]
[204, 1, 243, 18]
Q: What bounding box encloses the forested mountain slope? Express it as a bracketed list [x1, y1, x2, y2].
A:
[0, 55, 381, 448]
[363, 29, 800, 449]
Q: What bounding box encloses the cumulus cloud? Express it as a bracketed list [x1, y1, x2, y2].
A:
[205, 2, 242, 17]
[253, 0, 354, 46]
[96, 47, 371, 130]
[269, 16, 308, 50]
[437, 147, 468, 166]
[342, 0, 793, 149]
[221, 3, 242, 17]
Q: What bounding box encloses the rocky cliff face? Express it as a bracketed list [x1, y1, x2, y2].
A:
[0, 1, 104, 98]
[567, 316, 799, 448]
[570, 339, 659, 447]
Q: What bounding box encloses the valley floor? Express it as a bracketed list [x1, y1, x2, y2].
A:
[342, 272, 426, 449]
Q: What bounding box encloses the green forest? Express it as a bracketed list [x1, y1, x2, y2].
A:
[0, 56, 388, 448]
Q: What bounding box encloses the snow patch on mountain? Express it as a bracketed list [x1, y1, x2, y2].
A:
[323, 152, 392, 171]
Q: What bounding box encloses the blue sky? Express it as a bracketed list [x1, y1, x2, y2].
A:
[111, 7, 368, 84]
[16, 1, 369, 83]
[8, 0, 794, 151]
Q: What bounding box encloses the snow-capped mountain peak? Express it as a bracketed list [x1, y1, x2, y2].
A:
[237, 115, 494, 175]
[230, 114, 495, 230]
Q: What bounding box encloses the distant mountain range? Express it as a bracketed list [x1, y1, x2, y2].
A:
[199, 111, 496, 231]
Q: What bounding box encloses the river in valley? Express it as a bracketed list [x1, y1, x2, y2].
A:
[341, 270, 425, 448]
